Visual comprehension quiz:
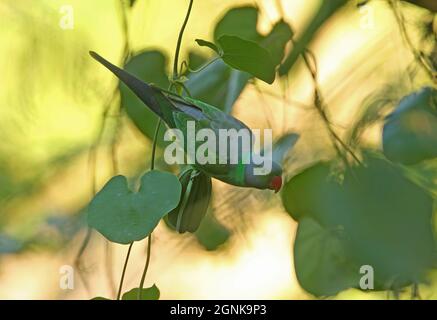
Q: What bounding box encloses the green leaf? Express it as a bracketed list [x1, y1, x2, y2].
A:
[260, 20, 293, 66]
[188, 8, 291, 112]
[122, 284, 160, 300]
[282, 162, 334, 222]
[279, 0, 347, 75]
[185, 58, 251, 114]
[383, 87, 437, 165]
[214, 6, 261, 42]
[195, 212, 231, 251]
[187, 51, 208, 70]
[87, 171, 181, 244]
[120, 51, 170, 146]
[283, 153, 436, 291]
[214, 7, 291, 68]
[294, 217, 360, 297]
[91, 296, 110, 300]
[195, 39, 220, 55]
[218, 35, 276, 84]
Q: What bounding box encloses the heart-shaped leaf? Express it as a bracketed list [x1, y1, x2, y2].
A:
[122, 284, 160, 300]
[195, 212, 231, 251]
[185, 58, 251, 114]
[191, 7, 292, 112]
[294, 217, 360, 296]
[214, 6, 261, 42]
[383, 87, 437, 165]
[218, 35, 276, 84]
[283, 153, 436, 293]
[88, 171, 181, 244]
[260, 20, 293, 66]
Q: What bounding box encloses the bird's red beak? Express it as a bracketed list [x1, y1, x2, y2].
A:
[269, 176, 282, 193]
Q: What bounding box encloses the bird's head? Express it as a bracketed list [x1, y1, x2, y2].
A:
[244, 161, 283, 193]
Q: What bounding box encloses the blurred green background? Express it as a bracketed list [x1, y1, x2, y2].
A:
[0, 0, 436, 299]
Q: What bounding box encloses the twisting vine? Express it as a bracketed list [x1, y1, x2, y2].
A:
[136, 119, 161, 299]
[114, 0, 195, 300]
[116, 242, 133, 300]
[137, 0, 194, 299]
[300, 49, 362, 165]
[173, 0, 194, 80]
[389, 0, 436, 83]
[274, 0, 361, 166]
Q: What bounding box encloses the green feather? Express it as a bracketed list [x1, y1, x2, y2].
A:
[90, 51, 283, 190]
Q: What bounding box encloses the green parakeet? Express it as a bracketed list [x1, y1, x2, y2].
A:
[90, 51, 283, 192]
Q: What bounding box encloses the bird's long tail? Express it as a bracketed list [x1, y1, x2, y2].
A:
[89, 51, 169, 120]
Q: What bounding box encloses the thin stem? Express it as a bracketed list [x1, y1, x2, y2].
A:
[389, 0, 435, 82]
[136, 119, 161, 300]
[301, 50, 361, 165]
[104, 0, 132, 299]
[173, 0, 194, 78]
[272, 8, 360, 165]
[137, 0, 194, 300]
[253, 83, 274, 128]
[137, 235, 152, 300]
[116, 242, 133, 300]
[160, 83, 192, 98]
[281, 77, 289, 134]
[180, 56, 221, 75]
[150, 120, 162, 171]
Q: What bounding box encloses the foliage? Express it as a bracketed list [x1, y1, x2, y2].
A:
[91, 284, 160, 300]
[282, 153, 436, 296]
[279, 0, 348, 75]
[87, 1, 437, 300]
[122, 285, 160, 300]
[196, 5, 292, 84]
[217, 35, 276, 84]
[383, 87, 437, 165]
[87, 171, 181, 244]
[2, 0, 436, 301]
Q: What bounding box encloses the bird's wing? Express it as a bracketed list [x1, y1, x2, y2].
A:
[90, 51, 180, 127]
[167, 95, 249, 130]
[172, 111, 230, 175]
[170, 96, 253, 176]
